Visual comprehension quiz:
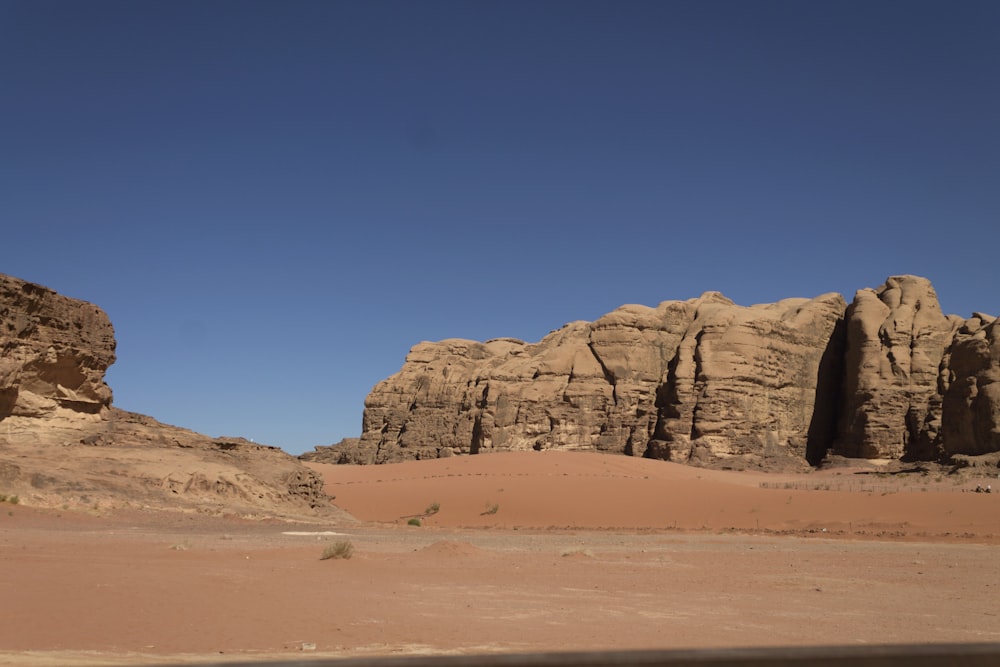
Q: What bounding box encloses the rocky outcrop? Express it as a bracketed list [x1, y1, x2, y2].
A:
[941, 314, 1000, 456]
[349, 290, 846, 468]
[0, 275, 116, 419]
[0, 273, 342, 519]
[301, 437, 363, 464]
[833, 276, 963, 460]
[0, 407, 341, 517]
[343, 275, 1000, 468]
[649, 292, 846, 468]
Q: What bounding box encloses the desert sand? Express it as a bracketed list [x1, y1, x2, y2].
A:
[2, 451, 1000, 665]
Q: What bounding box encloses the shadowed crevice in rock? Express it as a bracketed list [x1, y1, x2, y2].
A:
[470, 412, 485, 455]
[586, 341, 618, 406]
[644, 354, 686, 461]
[687, 328, 708, 442]
[0, 387, 17, 421]
[806, 317, 846, 465]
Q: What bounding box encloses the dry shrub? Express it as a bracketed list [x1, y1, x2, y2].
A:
[320, 540, 354, 560]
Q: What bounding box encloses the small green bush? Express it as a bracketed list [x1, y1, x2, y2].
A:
[407, 518, 422, 527]
[425, 502, 440, 516]
[320, 540, 354, 560]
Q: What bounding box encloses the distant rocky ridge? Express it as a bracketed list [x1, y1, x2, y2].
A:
[0, 274, 337, 517]
[306, 275, 998, 468]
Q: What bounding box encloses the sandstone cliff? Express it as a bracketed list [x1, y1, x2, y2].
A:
[0, 275, 116, 419]
[314, 275, 998, 468]
[0, 274, 339, 518]
[833, 276, 964, 461]
[940, 313, 1000, 457]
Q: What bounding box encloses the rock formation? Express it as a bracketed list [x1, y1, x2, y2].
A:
[647, 292, 845, 468]
[0, 407, 335, 516]
[940, 313, 1000, 456]
[300, 437, 363, 465]
[0, 275, 116, 420]
[327, 290, 845, 467]
[0, 273, 339, 518]
[315, 275, 999, 468]
[833, 276, 964, 460]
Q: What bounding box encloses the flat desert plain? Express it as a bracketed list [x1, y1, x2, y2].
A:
[2, 451, 1000, 665]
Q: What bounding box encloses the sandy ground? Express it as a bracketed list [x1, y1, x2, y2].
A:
[2, 451, 1000, 665]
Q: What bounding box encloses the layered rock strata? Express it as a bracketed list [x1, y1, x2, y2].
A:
[0, 275, 116, 419]
[339, 291, 846, 466]
[320, 275, 999, 467]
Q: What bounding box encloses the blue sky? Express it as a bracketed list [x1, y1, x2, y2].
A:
[2, 1, 998, 455]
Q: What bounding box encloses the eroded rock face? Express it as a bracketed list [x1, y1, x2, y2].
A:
[833, 276, 963, 460]
[352, 306, 703, 464]
[348, 275, 1000, 467]
[650, 292, 846, 468]
[354, 291, 846, 467]
[941, 314, 1000, 456]
[0, 275, 116, 419]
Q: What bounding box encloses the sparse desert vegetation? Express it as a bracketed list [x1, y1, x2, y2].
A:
[320, 540, 354, 560]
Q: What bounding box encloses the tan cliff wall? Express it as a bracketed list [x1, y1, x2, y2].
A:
[321, 275, 998, 467]
[0, 275, 116, 419]
[940, 313, 1000, 457]
[833, 276, 964, 460]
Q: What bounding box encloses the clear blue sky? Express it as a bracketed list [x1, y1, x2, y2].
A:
[2, 1, 998, 455]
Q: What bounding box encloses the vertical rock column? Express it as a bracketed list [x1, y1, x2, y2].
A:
[834, 276, 961, 459]
[941, 315, 1000, 456]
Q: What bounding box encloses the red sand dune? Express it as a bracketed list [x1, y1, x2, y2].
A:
[308, 451, 1000, 540]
